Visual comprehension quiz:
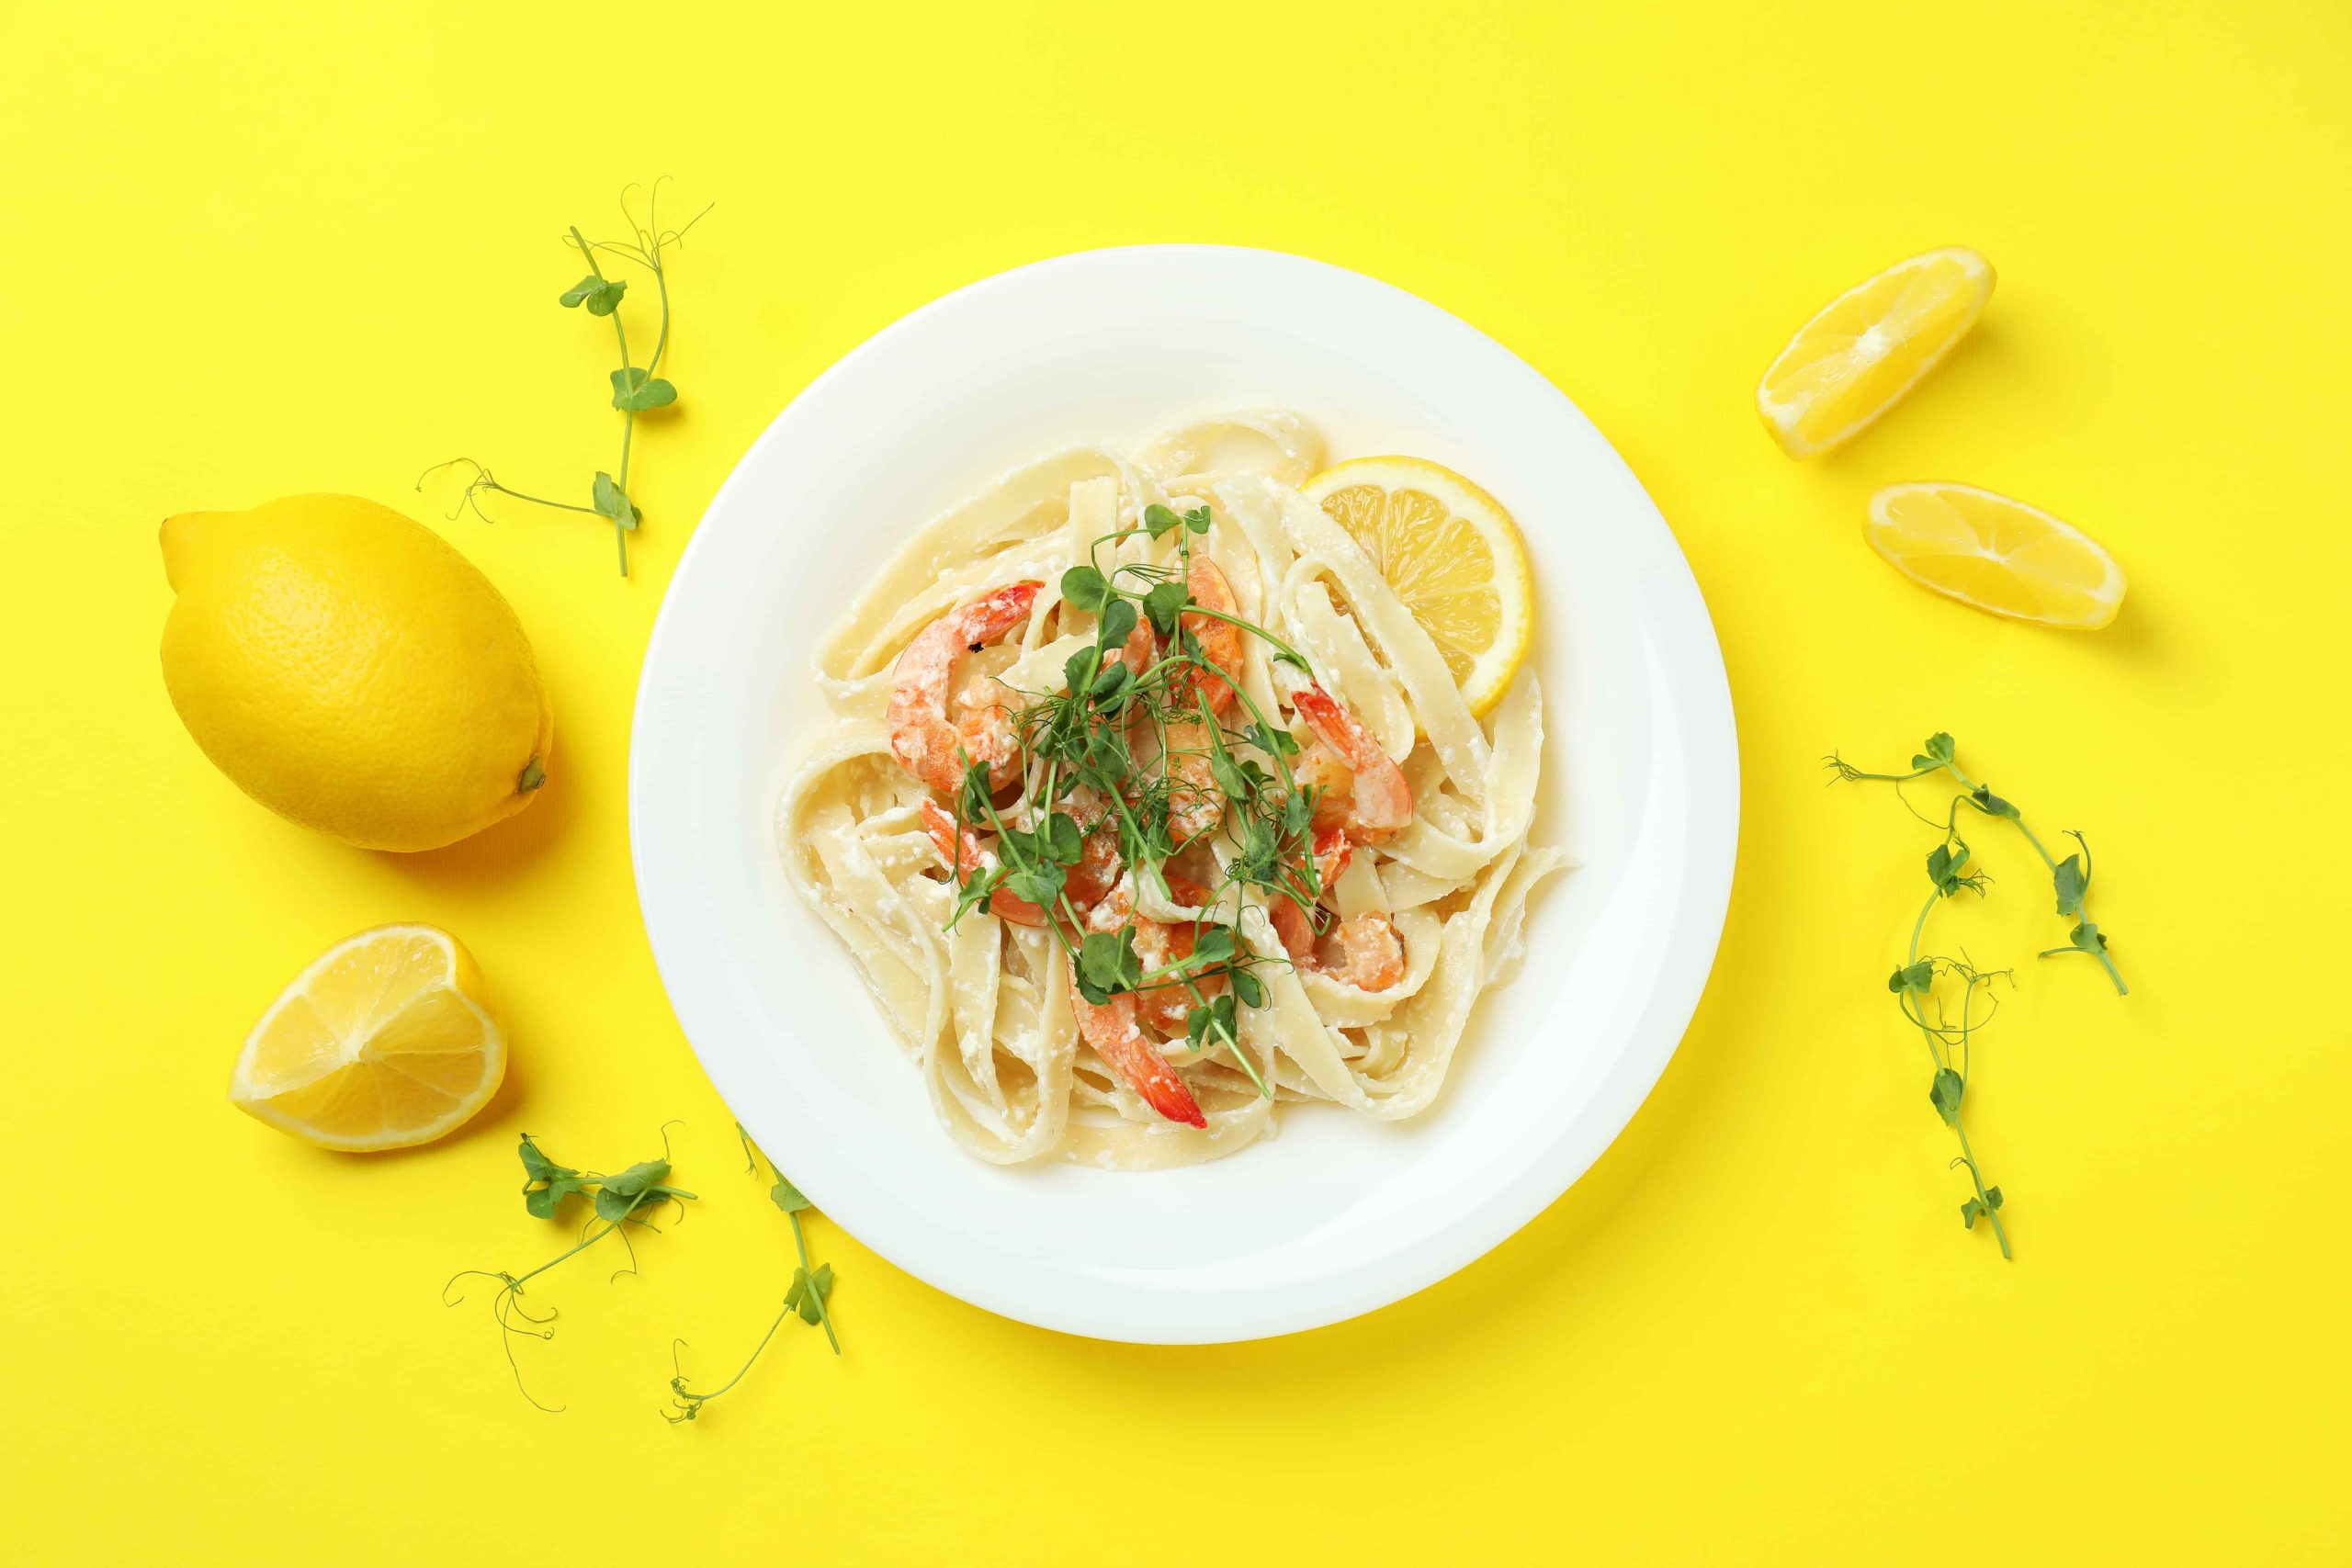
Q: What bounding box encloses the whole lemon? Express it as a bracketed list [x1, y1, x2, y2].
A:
[160, 495, 554, 852]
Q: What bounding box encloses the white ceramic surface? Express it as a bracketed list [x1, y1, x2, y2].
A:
[629, 245, 1737, 1343]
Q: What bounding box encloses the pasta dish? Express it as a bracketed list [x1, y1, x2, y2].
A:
[779, 412, 1565, 1168]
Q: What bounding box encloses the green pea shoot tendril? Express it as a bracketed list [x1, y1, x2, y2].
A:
[1828, 731, 2134, 1258]
[664, 1126, 842, 1424]
[443, 1129, 696, 1412]
[421, 180, 710, 577]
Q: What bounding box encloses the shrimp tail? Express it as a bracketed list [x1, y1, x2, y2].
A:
[1069, 971, 1208, 1128]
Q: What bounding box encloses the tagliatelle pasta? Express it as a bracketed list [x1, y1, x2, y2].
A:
[778, 412, 1568, 1168]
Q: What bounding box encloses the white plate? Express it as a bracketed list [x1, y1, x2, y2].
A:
[630, 245, 1737, 1343]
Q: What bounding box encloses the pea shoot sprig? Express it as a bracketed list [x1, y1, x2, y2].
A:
[423, 182, 709, 577]
[1832, 731, 2126, 994]
[939, 502, 1331, 1097]
[1829, 731, 2133, 1257]
[444, 1132, 696, 1412]
[664, 1128, 840, 1424]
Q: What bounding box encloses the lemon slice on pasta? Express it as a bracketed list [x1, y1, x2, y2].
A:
[1299, 457, 1535, 717]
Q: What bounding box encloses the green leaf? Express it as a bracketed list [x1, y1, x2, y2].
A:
[1004, 864, 1065, 908]
[1208, 993, 1238, 1037]
[769, 1170, 812, 1213]
[1097, 597, 1138, 651]
[1961, 1197, 1984, 1228]
[1045, 813, 1083, 865]
[1075, 968, 1110, 1007]
[797, 1263, 834, 1325]
[597, 1161, 673, 1194]
[1063, 647, 1101, 694]
[2069, 920, 2108, 953]
[560, 275, 626, 314]
[517, 1134, 588, 1219]
[592, 471, 641, 529]
[1080, 931, 1125, 992]
[1143, 502, 1185, 539]
[1887, 961, 1935, 995]
[609, 367, 677, 412]
[1184, 505, 1213, 535]
[1929, 1067, 1964, 1127]
[1089, 663, 1131, 704]
[1231, 967, 1265, 1008]
[1186, 1007, 1212, 1048]
[1921, 733, 1957, 764]
[2052, 853, 2086, 917]
[1193, 925, 1238, 966]
[1984, 1186, 2004, 1211]
[518, 1134, 567, 1185]
[594, 1185, 644, 1222]
[1233, 814, 1279, 882]
[1972, 784, 2018, 819]
[1060, 565, 1110, 612]
[1926, 840, 1973, 896]
[958, 761, 994, 825]
[1084, 726, 1130, 778]
[1281, 789, 1315, 837]
[1143, 579, 1190, 636]
[1244, 721, 1300, 760]
[594, 1157, 674, 1221]
[1210, 750, 1252, 802]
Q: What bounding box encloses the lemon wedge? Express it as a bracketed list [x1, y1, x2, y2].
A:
[1865, 483, 2125, 629]
[1757, 247, 1995, 457]
[1299, 457, 1535, 716]
[231, 924, 506, 1151]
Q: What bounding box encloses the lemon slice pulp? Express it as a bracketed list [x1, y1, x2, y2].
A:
[1757, 246, 1995, 458]
[1298, 456, 1535, 716]
[231, 923, 505, 1151]
[1865, 482, 2125, 629]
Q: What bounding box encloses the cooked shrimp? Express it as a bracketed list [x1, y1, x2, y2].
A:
[1116, 616, 1157, 680]
[918, 799, 1044, 926]
[1068, 964, 1207, 1127]
[1289, 681, 1413, 842]
[887, 581, 1042, 795]
[920, 798, 1120, 928]
[1312, 825, 1356, 887]
[1097, 872, 1225, 1037]
[1166, 558, 1242, 717]
[1065, 823, 1122, 911]
[1314, 912, 1406, 991]
[1268, 828, 1356, 962]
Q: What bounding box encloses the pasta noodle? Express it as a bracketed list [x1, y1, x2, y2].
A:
[778, 412, 1568, 1168]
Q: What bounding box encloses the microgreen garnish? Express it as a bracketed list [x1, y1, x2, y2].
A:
[1830, 732, 2135, 1257]
[1829, 731, 2127, 995]
[663, 1129, 840, 1424]
[938, 504, 1345, 1100]
[445, 1131, 696, 1411]
[422, 181, 709, 577]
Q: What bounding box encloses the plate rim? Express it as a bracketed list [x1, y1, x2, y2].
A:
[629, 242, 1739, 1342]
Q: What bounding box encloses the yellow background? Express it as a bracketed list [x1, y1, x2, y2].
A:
[6, 1, 2347, 1561]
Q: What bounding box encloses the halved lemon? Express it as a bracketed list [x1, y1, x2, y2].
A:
[1865, 483, 2125, 629]
[231, 923, 506, 1151]
[1757, 246, 1995, 457]
[1299, 457, 1534, 716]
